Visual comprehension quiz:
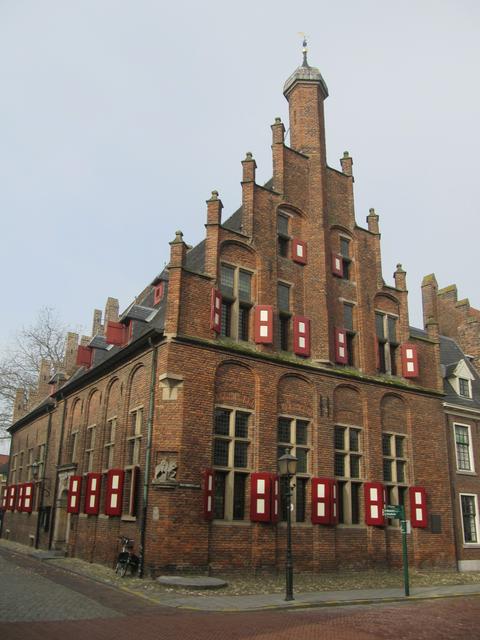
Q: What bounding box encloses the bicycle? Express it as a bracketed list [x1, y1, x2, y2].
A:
[115, 536, 139, 577]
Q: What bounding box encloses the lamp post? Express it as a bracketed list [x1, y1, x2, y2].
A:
[278, 447, 297, 602]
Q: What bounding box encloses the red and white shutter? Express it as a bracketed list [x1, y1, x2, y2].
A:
[250, 472, 272, 522]
[210, 289, 222, 334]
[254, 306, 273, 344]
[331, 480, 339, 524]
[7, 485, 16, 511]
[293, 316, 311, 357]
[292, 239, 307, 265]
[364, 482, 386, 526]
[0, 486, 7, 511]
[203, 469, 215, 520]
[67, 475, 82, 514]
[401, 343, 419, 378]
[23, 483, 34, 513]
[332, 253, 344, 277]
[409, 486, 428, 528]
[335, 328, 348, 364]
[105, 469, 124, 517]
[17, 484, 25, 512]
[84, 473, 102, 515]
[270, 474, 280, 523]
[311, 478, 338, 525]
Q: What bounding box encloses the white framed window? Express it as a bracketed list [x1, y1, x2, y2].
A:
[37, 444, 46, 480]
[458, 377, 472, 398]
[213, 407, 251, 521]
[334, 425, 362, 525]
[104, 417, 116, 469]
[382, 433, 408, 525]
[277, 416, 310, 522]
[460, 493, 479, 545]
[10, 454, 17, 484]
[375, 312, 399, 375]
[85, 425, 96, 472]
[127, 408, 143, 466]
[454, 423, 475, 472]
[219, 264, 253, 341]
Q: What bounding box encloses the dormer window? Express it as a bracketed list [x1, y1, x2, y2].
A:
[459, 378, 471, 398]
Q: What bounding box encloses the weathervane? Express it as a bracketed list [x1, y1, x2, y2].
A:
[298, 32, 308, 66]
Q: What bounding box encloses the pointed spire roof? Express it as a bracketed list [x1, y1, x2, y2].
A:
[283, 38, 329, 98]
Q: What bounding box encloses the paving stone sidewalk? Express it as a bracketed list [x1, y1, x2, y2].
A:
[1, 538, 480, 612]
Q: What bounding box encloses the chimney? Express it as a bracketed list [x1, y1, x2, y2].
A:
[104, 297, 119, 325]
[164, 230, 188, 336]
[340, 151, 353, 177]
[36, 358, 52, 399]
[12, 388, 27, 423]
[64, 332, 79, 375]
[205, 190, 223, 279]
[394, 264, 407, 291]
[241, 152, 256, 238]
[92, 309, 103, 336]
[421, 274, 439, 330]
[271, 117, 286, 194]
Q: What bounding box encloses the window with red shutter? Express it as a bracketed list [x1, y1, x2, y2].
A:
[105, 469, 124, 517]
[105, 321, 127, 347]
[210, 289, 222, 334]
[23, 483, 34, 513]
[292, 239, 307, 265]
[203, 469, 215, 520]
[154, 282, 164, 305]
[311, 478, 338, 525]
[7, 485, 16, 511]
[409, 486, 428, 528]
[0, 486, 7, 511]
[76, 345, 93, 368]
[250, 472, 273, 522]
[84, 473, 102, 515]
[401, 343, 419, 378]
[293, 316, 311, 357]
[254, 306, 273, 344]
[364, 482, 386, 526]
[67, 476, 82, 514]
[335, 328, 348, 364]
[270, 474, 280, 523]
[17, 484, 24, 512]
[332, 253, 344, 277]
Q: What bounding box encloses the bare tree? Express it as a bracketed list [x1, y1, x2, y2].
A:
[0, 308, 67, 442]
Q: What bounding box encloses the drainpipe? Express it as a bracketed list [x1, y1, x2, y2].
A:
[48, 397, 67, 550]
[35, 407, 53, 549]
[0, 428, 14, 540]
[138, 339, 158, 578]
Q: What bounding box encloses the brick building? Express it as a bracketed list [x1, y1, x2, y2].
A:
[1, 48, 458, 574]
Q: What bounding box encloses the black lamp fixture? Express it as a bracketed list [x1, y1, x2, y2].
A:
[278, 447, 297, 601]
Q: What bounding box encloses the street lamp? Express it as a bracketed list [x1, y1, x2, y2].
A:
[278, 447, 297, 602]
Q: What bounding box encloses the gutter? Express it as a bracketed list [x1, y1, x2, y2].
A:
[138, 338, 158, 578]
[35, 407, 53, 549]
[48, 398, 67, 551]
[0, 428, 14, 539]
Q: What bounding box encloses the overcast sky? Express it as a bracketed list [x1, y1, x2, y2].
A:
[1, 0, 479, 350]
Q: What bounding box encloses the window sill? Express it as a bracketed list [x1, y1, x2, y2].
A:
[212, 520, 250, 526]
[456, 470, 477, 476]
[335, 523, 367, 530]
[463, 543, 480, 548]
[121, 514, 137, 522]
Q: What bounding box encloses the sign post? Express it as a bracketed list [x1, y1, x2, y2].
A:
[384, 504, 410, 597]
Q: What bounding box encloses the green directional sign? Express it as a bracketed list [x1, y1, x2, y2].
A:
[384, 505, 403, 519]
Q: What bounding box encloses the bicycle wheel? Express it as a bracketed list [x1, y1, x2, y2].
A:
[119, 562, 128, 577]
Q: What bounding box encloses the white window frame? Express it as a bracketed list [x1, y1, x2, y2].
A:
[453, 422, 475, 473]
[458, 377, 472, 399]
[459, 493, 480, 546]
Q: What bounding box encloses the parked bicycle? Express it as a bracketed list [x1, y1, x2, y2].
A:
[115, 536, 139, 577]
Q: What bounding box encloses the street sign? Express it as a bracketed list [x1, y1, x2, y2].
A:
[384, 505, 402, 519]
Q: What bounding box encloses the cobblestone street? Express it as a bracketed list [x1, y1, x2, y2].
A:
[1, 547, 480, 639]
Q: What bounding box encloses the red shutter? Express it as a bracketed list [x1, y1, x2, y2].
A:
[0, 486, 7, 511]
[105, 469, 125, 516]
[292, 239, 307, 265]
[67, 475, 82, 514]
[7, 484, 16, 511]
[17, 484, 24, 512]
[154, 282, 164, 305]
[270, 474, 280, 523]
[293, 316, 311, 357]
[203, 469, 215, 520]
[210, 289, 222, 334]
[84, 473, 102, 515]
[311, 478, 338, 525]
[364, 482, 386, 526]
[409, 486, 428, 528]
[23, 483, 34, 513]
[76, 345, 93, 368]
[401, 343, 419, 378]
[105, 321, 127, 347]
[332, 253, 344, 277]
[254, 306, 273, 344]
[335, 328, 348, 364]
[250, 472, 272, 522]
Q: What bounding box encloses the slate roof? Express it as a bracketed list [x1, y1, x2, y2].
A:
[439, 334, 480, 411]
[120, 305, 156, 323]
